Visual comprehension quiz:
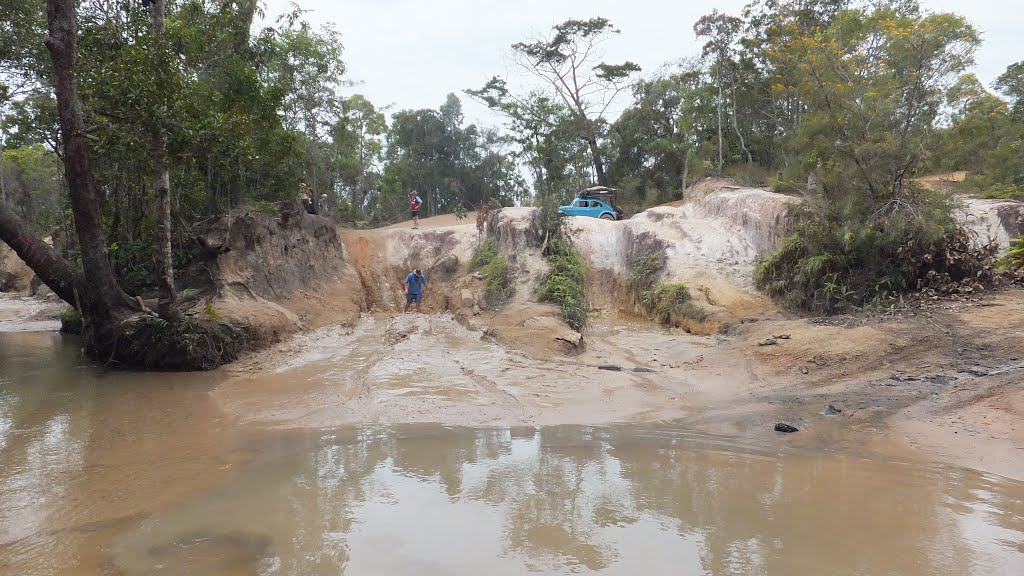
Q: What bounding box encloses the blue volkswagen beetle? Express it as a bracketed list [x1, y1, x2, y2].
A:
[558, 186, 624, 220]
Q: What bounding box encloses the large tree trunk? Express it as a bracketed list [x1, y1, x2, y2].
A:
[681, 150, 690, 198]
[716, 77, 724, 175]
[232, 0, 259, 56]
[586, 134, 609, 187]
[148, 0, 180, 321]
[0, 200, 81, 303]
[45, 0, 134, 334]
[731, 83, 752, 167]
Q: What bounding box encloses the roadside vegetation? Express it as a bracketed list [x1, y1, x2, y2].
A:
[1001, 236, 1024, 273]
[627, 253, 710, 332]
[469, 237, 513, 306]
[537, 237, 588, 332]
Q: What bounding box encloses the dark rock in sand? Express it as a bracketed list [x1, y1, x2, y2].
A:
[774, 423, 799, 433]
[631, 367, 657, 373]
[821, 404, 842, 416]
[962, 366, 991, 377]
[598, 364, 623, 371]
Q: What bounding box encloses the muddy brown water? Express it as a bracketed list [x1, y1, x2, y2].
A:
[1, 329, 1023, 575]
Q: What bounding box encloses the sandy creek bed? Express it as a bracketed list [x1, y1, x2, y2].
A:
[1, 311, 1022, 575]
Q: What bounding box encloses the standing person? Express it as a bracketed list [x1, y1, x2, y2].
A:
[299, 183, 311, 213]
[409, 191, 423, 229]
[403, 268, 427, 312]
[319, 193, 329, 215]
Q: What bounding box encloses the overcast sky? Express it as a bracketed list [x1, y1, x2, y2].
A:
[262, 0, 1018, 128]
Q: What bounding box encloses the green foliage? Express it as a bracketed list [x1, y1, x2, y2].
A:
[755, 196, 996, 313]
[248, 200, 281, 216]
[976, 183, 1021, 200]
[480, 255, 514, 306]
[538, 195, 567, 242]
[453, 204, 468, 220]
[642, 282, 708, 326]
[1000, 236, 1024, 272]
[627, 252, 665, 303]
[469, 237, 499, 271]
[376, 94, 529, 225]
[0, 145, 63, 234]
[537, 239, 588, 331]
[468, 237, 513, 306]
[624, 252, 706, 326]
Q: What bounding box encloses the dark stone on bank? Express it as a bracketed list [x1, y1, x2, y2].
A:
[774, 423, 799, 433]
[598, 364, 623, 371]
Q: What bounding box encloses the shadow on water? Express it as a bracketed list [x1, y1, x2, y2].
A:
[1, 332, 1023, 576]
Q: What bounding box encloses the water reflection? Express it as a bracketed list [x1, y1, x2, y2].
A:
[2, 331, 1023, 576]
[105, 426, 1024, 576]
[0, 332, 232, 575]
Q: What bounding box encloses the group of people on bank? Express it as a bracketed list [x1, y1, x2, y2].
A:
[297, 185, 424, 228]
[299, 182, 328, 215]
[296, 182, 427, 311]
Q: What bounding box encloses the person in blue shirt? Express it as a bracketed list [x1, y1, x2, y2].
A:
[403, 268, 427, 312]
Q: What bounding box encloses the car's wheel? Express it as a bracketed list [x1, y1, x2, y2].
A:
[600, 213, 615, 220]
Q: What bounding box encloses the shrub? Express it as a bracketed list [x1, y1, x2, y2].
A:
[966, 174, 1022, 200]
[469, 236, 514, 306]
[480, 255, 514, 306]
[755, 198, 998, 313]
[538, 238, 588, 331]
[469, 237, 499, 271]
[642, 282, 707, 325]
[627, 252, 664, 303]
[979, 183, 1021, 200]
[1000, 236, 1024, 272]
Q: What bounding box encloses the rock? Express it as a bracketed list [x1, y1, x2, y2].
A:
[598, 364, 623, 371]
[962, 366, 991, 377]
[631, 367, 657, 373]
[522, 316, 584, 351]
[821, 404, 842, 416]
[472, 304, 481, 316]
[799, 366, 809, 375]
[774, 423, 799, 433]
[460, 289, 475, 308]
[758, 338, 777, 346]
[772, 333, 791, 339]
[435, 254, 460, 275]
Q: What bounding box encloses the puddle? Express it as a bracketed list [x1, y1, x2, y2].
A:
[1, 329, 1023, 575]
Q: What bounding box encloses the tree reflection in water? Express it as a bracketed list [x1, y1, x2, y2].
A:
[102, 424, 1024, 575]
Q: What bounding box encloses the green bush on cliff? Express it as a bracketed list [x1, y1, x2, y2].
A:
[470, 237, 514, 306]
[642, 282, 707, 326]
[480, 255, 514, 305]
[627, 253, 663, 303]
[755, 196, 998, 313]
[538, 238, 588, 332]
[1000, 236, 1024, 272]
[469, 237, 499, 271]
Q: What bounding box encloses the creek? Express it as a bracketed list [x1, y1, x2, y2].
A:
[1, 328, 1022, 575]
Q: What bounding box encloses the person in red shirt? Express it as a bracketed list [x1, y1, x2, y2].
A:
[409, 191, 423, 229]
